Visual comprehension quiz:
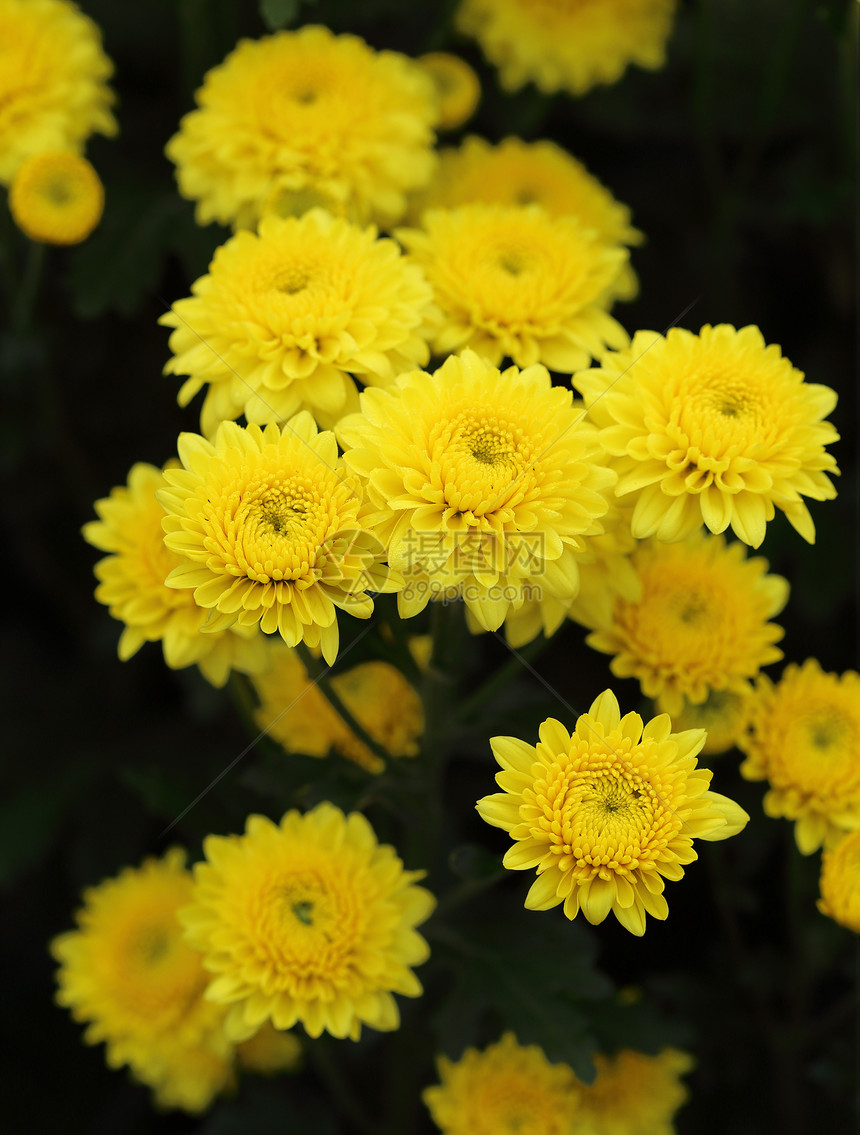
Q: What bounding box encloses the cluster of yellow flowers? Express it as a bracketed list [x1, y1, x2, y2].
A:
[0, 0, 115, 243]
[45, 1, 853, 1128]
[52, 805, 435, 1110]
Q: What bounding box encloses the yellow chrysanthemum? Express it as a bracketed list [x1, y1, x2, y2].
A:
[160, 209, 438, 437]
[456, 0, 677, 97]
[739, 660, 860, 854]
[586, 531, 789, 717]
[398, 204, 628, 371]
[9, 150, 103, 244]
[574, 325, 840, 548]
[672, 689, 753, 757]
[477, 690, 749, 935]
[253, 641, 424, 773]
[83, 461, 267, 688]
[136, 1033, 235, 1114]
[51, 850, 231, 1095]
[166, 26, 438, 230]
[577, 1047, 693, 1135]
[338, 350, 616, 632]
[0, 0, 116, 185]
[237, 1021, 302, 1075]
[423, 1032, 582, 1135]
[417, 53, 481, 131]
[410, 136, 642, 299]
[181, 802, 436, 1042]
[158, 416, 398, 665]
[817, 832, 860, 934]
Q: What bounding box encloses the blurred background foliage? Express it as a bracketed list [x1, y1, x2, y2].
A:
[2, 0, 856, 1132]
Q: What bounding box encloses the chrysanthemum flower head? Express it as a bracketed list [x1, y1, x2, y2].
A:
[455, 0, 677, 97]
[338, 350, 617, 632]
[574, 325, 840, 548]
[253, 641, 423, 773]
[577, 1047, 693, 1135]
[160, 209, 438, 437]
[739, 660, 860, 854]
[83, 461, 267, 687]
[477, 690, 749, 935]
[417, 53, 481, 131]
[411, 136, 642, 299]
[158, 416, 399, 665]
[398, 204, 628, 371]
[181, 802, 436, 1042]
[9, 150, 103, 244]
[166, 26, 438, 230]
[422, 1032, 582, 1135]
[51, 849, 231, 1096]
[586, 531, 789, 717]
[817, 832, 860, 934]
[0, 0, 117, 185]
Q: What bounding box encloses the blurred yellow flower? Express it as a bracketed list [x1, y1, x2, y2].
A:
[477, 690, 749, 935]
[181, 803, 436, 1041]
[253, 641, 423, 773]
[9, 150, 103, 244]
[672, 689, 753, 757]
[423, 1032, 582, 1135]
[166, 26, 438, 229]
[818, 832, 860, 934]
[83, 461, 267, 687]
[586, 531, 789, 717]
[0, 0, 116, 184]
[398, 204, 628, 371]
[577, 1047, 693, 1135]
[456, 0, 677, 97]
[574, 325, 840, 547]
[51, 850, 233, 1112]
[161, 209, 438, 437]
[739, 660, 860, 853]
[236, 1022, 302, 1076]
[417, 52, 481, 130]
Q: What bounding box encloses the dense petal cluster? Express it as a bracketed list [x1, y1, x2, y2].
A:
[9, 150, 103, 244]
[338, 350, 616, 631]
[574, 325, 840, 547]
[181, 803, 436, 1041]
[398, 205, 628, 371]
[411, 136, 642, 299]
[158, 416, 398, 665]
[51, 850, 233, 1112]
[253, 641, 424, 773]
[0, 0, 117, 184]
[739, 660, 860, 853]
[161, 210, 438, 436]
[817, 832, 860, 934]
[477, 690, 749, 934]
[577, 1047, 693, 1135]
[166, 26, 438, 229]
[423, 1032, 582, 1135]
[456, 0, 677, 97]
[417, 53, 481, 131]
[83, 461, 267, 687]
[586, 531, 789, 716]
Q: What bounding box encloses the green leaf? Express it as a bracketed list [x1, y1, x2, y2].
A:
[259, 0, 300, 30]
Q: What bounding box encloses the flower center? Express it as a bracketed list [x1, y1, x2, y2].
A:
[273, 266, 311, 295]
[430, 410, 530, 515]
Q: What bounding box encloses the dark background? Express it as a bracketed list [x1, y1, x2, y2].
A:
[2, 1, 857, 1132]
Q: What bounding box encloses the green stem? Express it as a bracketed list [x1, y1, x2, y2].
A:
[10, 239, 45, 333]
[295, 641, 391, 765]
